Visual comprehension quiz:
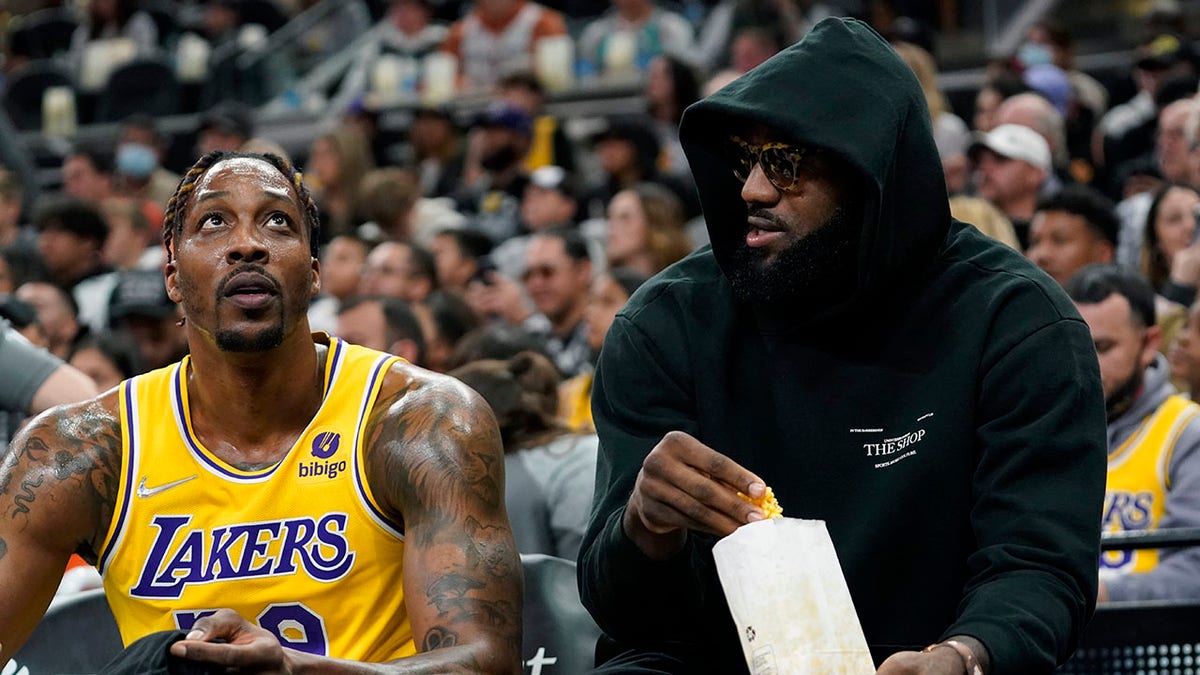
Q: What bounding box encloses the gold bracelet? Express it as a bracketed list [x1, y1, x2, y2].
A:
[922, 639, 984, 675]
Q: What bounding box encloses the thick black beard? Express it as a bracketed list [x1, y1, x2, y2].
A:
[1105, 363, 1144, 423]
[726, 206, 859, 305]
[216, 324, 285, 352]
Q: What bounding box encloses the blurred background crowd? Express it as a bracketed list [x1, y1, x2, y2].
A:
[3, 0, 1200, 575]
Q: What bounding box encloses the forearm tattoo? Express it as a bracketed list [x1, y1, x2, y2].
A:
[0, 403, 121, 564]
[366, 378, 521, 662]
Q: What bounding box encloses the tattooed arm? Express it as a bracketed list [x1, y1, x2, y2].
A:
[0, 393, 122, 663]
[172, 365, 523, 675]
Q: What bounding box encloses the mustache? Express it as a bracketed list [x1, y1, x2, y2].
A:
[216, 264, 282, 296]
[746, 208, 787, 229]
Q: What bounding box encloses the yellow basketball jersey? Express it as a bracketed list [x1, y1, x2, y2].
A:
[1101, 394, 1199, 575]
[99, 335, 417, 662]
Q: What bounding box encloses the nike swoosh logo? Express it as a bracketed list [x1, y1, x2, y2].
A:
[136, 475, 198, 498]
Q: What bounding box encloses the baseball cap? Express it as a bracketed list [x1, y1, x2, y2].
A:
[1136, 34, 1184, 71]
[108, 269, 176, 325]
[475, 103, 532, 137]
[528, 165, 576, 197]
[968, 124, 1051, 171]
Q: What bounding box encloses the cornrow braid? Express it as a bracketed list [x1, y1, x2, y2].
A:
[162, 150, 322, 261]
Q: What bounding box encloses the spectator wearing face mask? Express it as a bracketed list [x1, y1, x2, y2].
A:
[113, 115, 179, 213]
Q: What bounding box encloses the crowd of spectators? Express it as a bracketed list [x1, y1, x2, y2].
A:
[3, 0, 1200, 608]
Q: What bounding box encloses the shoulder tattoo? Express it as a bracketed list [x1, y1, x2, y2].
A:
[0, 401, 122, 563]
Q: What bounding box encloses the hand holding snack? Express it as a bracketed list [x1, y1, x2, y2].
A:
[623, 431, 766, 559]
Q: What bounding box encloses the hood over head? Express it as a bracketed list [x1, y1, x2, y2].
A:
[680, 18, 949, 320]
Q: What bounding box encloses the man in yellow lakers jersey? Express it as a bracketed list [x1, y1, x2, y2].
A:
[1068, 264, 1200, 602]
[0, 151, 523, 673]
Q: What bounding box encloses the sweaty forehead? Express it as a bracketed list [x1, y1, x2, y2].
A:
[193, 157, 298, 201]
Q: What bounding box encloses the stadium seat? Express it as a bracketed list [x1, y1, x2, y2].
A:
[6, 589, 123, 674]
[9, 7, 78, 59]
[94, 55, 180, 122]
[2, 59, 74, 130]
[521, 553, 602, 673]
[1058, 601, 1200, 674]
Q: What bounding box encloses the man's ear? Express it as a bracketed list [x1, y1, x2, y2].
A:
[311, 256, 321, 298]
[165, 261, 183, 303]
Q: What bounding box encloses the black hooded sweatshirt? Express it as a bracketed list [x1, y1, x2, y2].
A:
[578, 18, 1108, 675]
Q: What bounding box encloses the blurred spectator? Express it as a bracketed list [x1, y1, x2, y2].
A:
[1022, 19, 1108, 120]
[15, 281, 85, 360]
[1116, 98, 1198, 269]
[996, 93, 1070, 194]
[1142, 184, 1200, 305]
[336, 294, 427, 366]
[973, 72, 1030, 133]
[606, 183, 691, 277]
[361, 240, 438, 302]
[561, 266, 647, 431]
[0, 255, 13, 296]
[288, 0, 373, 72]
[894, 41, 970, 197]
[419, 289, 483, 372]
[1026, 185, 1119, 287]
[582, 115, 698, 221]
[308, 124, 376, 240]
[62, 151, 115, 205]
[1157, 97, 1196, 187]
[34, 199, 117, 331]
[492, 164, 579, 280]
[578, 0, 696, 77]
[451, 321, 550, 369]
[521, 229, 592, 377]
[451, 351, 598, 560]
[0, 166, 43, 287]
[645, 55, 700, 178]
[1096, 33, 1191, 193]
[969, 123, 1052, 248]
[948, 195, 1021, 249]
[410, 105, 466, 198]
[240, 137, 293, 163]
[196, 102, 255, 157]
[731, 0, 836, 47]
[68, 330, 144, 390]
[458, 104, 534, 242]
[727, 27, 781, 75]
[1169, 300, 1200, 397]
[68, 0, 158, 76]
[440, 0, 568, 92]
[357, 167, 422, 242]
[0, 294, 44, 347]
[309, 234, 370, 333]
[107, 268, 187, 371]
[337, 0, 449, 108]
[498, 71, 576, 174]
[430, 228, 494, 294]
[1066, 265, 1200, 603]
[99, 196, 163, 272]
[114, 115, 179, 212]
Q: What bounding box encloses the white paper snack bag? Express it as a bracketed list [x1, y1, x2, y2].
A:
[713, 518, 875, 675]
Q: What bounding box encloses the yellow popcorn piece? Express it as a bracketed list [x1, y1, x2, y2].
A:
[738, 486, 783, 519]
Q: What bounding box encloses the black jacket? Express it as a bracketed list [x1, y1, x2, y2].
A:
[578, 18, 1107, 675]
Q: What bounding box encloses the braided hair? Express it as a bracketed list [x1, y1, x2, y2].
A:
[162, 151, 321, 262]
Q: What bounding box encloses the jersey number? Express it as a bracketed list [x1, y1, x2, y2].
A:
[174, 602, 329, 655]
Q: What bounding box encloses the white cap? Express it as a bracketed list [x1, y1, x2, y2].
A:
[969, 124, 1051, 171]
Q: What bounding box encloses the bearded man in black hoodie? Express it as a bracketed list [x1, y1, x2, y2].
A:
[579, 18, 1108, 675]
